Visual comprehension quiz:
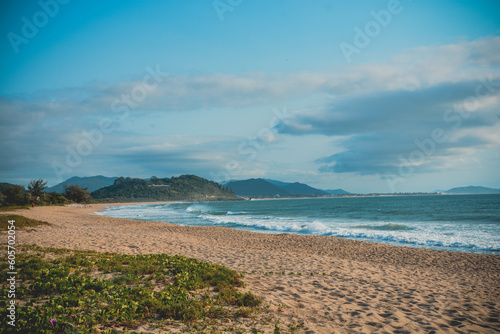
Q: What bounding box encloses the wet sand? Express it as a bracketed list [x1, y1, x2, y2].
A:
[6, 204, 500, 333]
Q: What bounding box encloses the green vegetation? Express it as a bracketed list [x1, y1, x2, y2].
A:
[0, 245, 262, 333]
[1, 175, 238, 207]
[0, 182, 20, 193]
[0, 179, 70, 207]
[1, 185, 30, 206]
[0, 186, 70, 208]
[45, 191, 70, 205]
[27, 179, 48, 197]
[0, 215, 51, 230]
[64, 184, 92, 203]
[0, 205, 30, 212]
[91, 175, 238, 202]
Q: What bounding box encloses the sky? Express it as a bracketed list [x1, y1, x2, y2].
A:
[1, 0, 499, 193]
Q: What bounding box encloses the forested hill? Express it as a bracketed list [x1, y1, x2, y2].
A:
[225, 178, 333, 198]
[91, 175, 238, 202]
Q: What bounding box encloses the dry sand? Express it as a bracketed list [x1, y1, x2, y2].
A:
[5, 204, 500, 333]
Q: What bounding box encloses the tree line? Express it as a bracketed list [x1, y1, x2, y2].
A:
[0, 175, 238, 207]
[0, 179, 91, 207]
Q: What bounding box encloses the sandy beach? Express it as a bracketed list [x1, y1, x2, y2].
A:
[6, 204, 500, 333]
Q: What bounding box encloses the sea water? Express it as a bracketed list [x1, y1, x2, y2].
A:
[97, 194, 500, 255]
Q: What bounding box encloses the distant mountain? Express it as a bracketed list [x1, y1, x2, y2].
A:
[263, 179, 292, 188]
[46, 176, 118, 193]
[225, 179, 290, 198]
[264, 179, 329, 196]
[282, 182, 329, 196]
[91, 175, 237, 202]
[226, 178, 333, 197]
[323, 189, 351, 195]
[444, 186, 500, 194]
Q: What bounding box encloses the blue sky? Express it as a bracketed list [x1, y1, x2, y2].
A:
[1, 0, 499, 193]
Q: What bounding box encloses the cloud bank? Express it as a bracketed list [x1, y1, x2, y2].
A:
[278, 37, 500, 180]
[1, 36, 499, 186]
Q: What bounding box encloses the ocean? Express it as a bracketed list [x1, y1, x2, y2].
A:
[97, 194, 500, 255]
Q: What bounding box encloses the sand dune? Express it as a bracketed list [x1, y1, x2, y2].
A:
[7, 204, 500, 333]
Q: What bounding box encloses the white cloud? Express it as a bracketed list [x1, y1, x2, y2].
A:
[1, 35, 499, 187]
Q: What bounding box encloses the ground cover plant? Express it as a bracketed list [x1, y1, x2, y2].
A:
[0, 206, 30, 213]
[0, 245, 262, 333]
[0, 215, 51, 230]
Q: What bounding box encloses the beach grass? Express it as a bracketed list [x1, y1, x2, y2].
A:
[0, 214, 51, 230]
[0, 205, 31, 212]
[0, 245, 262, 333]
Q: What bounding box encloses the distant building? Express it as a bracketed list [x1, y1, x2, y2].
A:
[148, 184, 170, 188]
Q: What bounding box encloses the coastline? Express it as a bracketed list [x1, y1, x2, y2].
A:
[6, 204, 500, 333]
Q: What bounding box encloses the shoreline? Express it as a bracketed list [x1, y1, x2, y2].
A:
[95, 200, 499, 256]
[5, 204, 500, 333]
